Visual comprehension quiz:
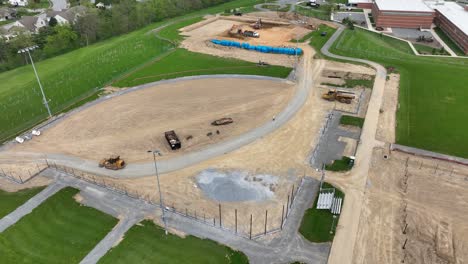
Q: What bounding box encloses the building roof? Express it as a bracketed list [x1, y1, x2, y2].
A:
[427, 1, 468, 36]
[348, 0, 372, 4]
[18, 16, 38, 31]
[375, 0, 434, 12]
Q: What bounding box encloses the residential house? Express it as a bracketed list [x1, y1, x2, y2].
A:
[8, 0, 28, 7]
[9, 15, 46, 33]
[0, 8, 16, 21]
[51, 6, 87, 25]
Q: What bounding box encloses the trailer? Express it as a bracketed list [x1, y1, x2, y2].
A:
[165, 130, 181, 150]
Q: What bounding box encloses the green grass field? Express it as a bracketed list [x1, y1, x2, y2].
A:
[0, 187, 117, 263]
[157, 16, 204, 43]
[114, 48, 292, 87]
[99, 220, 248, 264]
[299, 183, 344, 242]
[0, 0, 285, 143]
[340, 115, 364, 128]
[308, 25, 337, 58]
[325, 156, 354, 171]
[0, 187, 45, 218]
[330, 28, 468, 158]
[433, 27, 466, 56]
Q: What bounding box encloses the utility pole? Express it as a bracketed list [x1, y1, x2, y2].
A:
[18, 45, 52, 118]
[148, 150, 168, 235]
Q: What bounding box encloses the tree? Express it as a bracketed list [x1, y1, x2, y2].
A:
[49, 17, 58, 27]
[43, 25, 78, 56]
[74, 10, 99, 46]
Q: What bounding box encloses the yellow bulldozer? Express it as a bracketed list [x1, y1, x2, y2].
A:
[99, 155, 126, 170]
[322, 89, 355, 104]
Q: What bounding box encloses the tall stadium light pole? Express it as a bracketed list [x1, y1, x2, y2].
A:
[18, 45, 52, 118]
[148, 150, 168, 235]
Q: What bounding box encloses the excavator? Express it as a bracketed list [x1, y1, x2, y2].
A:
[99, 155, 126, 170]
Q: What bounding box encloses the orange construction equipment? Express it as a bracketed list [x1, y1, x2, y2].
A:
[322, 89, 355, 104]
[99, 155, 126, 170]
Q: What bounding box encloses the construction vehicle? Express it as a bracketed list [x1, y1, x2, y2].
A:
[243, 30, 259, 38]
[99, 155, 126, 170]
[251, 18, 262, 29]
[165, 130, 181, 150]
[211, 117, 234, 126]
[322, 89, 355, 104]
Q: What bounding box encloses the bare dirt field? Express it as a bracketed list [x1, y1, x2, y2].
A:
[353, 147, 468, 264]
[9, 78, 294, 163]
[376, 73, 399, 143]
[181, 16, 312, 67]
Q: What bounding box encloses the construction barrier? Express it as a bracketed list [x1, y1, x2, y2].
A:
[211, 39, 303, 55]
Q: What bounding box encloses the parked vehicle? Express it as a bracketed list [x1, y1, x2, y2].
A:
[165, 130, 181, 150]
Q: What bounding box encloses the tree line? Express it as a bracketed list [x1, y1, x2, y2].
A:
[0, 0, 233, 72]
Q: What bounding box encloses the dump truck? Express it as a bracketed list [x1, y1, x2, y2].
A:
[211, 117, 234, 126]
[243, 30, 259, 38]
[165, 130, 181, 150]
[322, 89, 355, 104]
[99, 155, 126, 170]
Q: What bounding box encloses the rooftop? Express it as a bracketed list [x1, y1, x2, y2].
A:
[348, 0, 372, 3]
[427, 1, 468, 36]
[375, 0, 434, 12]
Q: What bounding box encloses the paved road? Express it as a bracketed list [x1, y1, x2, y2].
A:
[51, 0, 67, 11]
[321, 26, 388, 264]
[12, 52, 315, 178]
[0, 182, 65, 232]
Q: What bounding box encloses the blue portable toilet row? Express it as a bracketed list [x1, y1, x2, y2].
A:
[211, 39, 302, 55]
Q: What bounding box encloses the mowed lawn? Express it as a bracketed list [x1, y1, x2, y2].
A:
[114, 48, 292, 87]
[330, 28, 468, 158]
[0, 187, 45, 218]
[99, 220, 249, 264]
[0, 187, 117, 263]
[0, 0, 270, 143]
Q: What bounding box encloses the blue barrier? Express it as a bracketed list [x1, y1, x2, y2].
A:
[211, 39, 303, 55]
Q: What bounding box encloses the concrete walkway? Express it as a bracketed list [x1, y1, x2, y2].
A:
[0, 182, 65, 232]
[80, 216, 142, 264]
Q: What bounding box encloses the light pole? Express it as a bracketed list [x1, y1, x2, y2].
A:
[148, 150, 168, 235]
[18, 45, 52, 118]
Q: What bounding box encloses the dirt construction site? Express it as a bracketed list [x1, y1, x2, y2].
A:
[2, 13, 468, 264]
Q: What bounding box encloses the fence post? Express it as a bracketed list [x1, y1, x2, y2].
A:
[290, 185, 295, 206]
[249, 214, 253, 240]
[219, 204, 222, 228]
[264, 210, 268, 235]
[402, 238, 408, 249]
[213, 218, 216, 227]
[235, 209, 238, 234]
[286, 195, 290, 216]
[45, 159, 49, 167]
[36, 163, 41, 172]
[1, 168, 5, 176]
[19, 174, 24, 184]
[281, 205, 284, 230]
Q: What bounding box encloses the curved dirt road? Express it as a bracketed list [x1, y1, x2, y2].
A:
[321, 26, 388, 264]
[4, 46, 316, 178]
